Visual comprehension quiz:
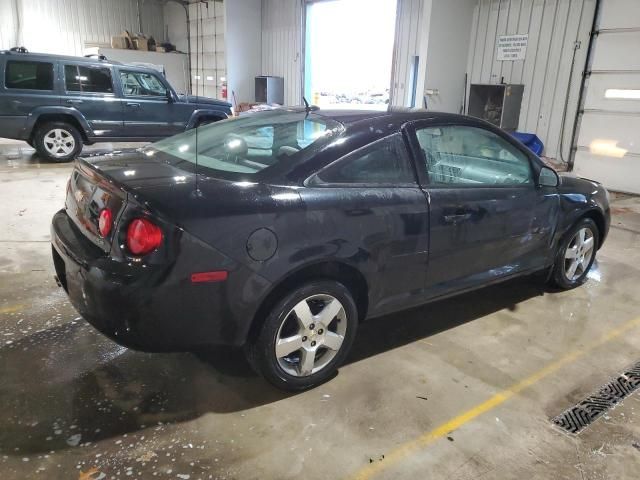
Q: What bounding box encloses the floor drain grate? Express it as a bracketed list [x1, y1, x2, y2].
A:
[552, 360, 640, 435]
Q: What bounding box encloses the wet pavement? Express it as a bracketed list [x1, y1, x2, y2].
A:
[1, 139, 640, 479]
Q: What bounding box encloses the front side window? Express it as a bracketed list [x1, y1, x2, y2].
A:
[5, 60, 53, 90]
[415, 125, 532, 186]
[145, 110, 342, 180]
[120, 71, 167, 97]
[64, 65, 113, 93]
[310, 134, 416, 186]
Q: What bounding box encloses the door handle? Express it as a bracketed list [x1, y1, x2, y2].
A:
[65, 99, 83, 104]
[444, 213, 472, 224]
[126, 102, 141, 108]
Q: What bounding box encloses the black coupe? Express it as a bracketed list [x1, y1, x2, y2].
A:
[51, 108, 610, 390]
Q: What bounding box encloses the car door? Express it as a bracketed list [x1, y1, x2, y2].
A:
[117, 69, 184, 138]
[407, 122, 558, 297]
[62, 63, 124, 137]
[301, 133, 430, 315]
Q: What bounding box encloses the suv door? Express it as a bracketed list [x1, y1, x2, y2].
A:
[62, 63, 123, 137]
[407, 122, 558, 296]
[117, 69, 184, 138]
[302, 133, 430, 315]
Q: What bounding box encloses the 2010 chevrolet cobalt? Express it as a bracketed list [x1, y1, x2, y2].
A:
[51, 108, 610, 390]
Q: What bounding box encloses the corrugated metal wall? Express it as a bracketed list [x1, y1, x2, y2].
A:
[0, 0, 165, 56]
[466, 0, 596, 160]
[261, 0, 303, 106]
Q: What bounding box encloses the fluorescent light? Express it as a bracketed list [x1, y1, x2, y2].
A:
[178, 144, 189, 152]
[194, 75, 201, 80]
[123, 170, 136, 176]
[206, 76, 214, 81]
[604, 89, 640, 100]
[589, 139, 628, 158]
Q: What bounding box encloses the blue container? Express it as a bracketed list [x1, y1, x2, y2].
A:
[511, 132, 544, 156]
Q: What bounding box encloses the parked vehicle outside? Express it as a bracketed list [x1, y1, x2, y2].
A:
[0, 50, 232, 162]
[50, 108, 610, 390]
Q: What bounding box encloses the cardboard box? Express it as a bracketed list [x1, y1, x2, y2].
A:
[110, 35, 129, 49]
[132, 36, 149, 51]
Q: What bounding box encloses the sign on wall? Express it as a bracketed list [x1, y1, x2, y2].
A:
[496, 34, 528, 61]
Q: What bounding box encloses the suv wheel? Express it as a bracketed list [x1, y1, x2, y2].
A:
[34, 122, 83, 162]
[245, 281, 358, 391]
[550, 217, 599, 290]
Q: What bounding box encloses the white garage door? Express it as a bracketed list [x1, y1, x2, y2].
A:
[574, 0, 640, 194]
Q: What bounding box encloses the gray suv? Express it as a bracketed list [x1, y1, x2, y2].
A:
[0, 50, 232, 162]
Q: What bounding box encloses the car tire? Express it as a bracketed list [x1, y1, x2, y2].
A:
[34, 122, 83, 163]
[245, 281, 358, 391]
[549, 217, 599, 290]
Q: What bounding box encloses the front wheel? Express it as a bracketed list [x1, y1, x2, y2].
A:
[245, 281, 358, 391]
[34, 122, 83, 162]
[550, 218, 599, 289]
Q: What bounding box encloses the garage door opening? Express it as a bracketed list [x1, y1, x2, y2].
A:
[304, 0, 397, 110]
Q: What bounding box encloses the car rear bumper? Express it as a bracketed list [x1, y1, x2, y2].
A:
[51, 209, 270, 351]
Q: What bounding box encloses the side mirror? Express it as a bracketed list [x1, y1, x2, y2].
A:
[538, 166, 559, 187]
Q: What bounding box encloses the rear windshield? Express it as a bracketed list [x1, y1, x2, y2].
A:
[145, 110, 342, 180]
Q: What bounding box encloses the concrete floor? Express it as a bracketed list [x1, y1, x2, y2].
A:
[1, 139, 640, 480]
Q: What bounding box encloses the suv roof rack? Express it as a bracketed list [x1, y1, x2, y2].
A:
[84, 53, 108, 61]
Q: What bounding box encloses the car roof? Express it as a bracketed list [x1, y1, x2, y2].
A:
[0, 50, 157, 73]
[281, 106, 481, 126]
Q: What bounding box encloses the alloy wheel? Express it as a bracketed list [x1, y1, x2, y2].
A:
[564, 227, 595, 281]
[43, 128, 75, 158]
[275, 294, 347, 377]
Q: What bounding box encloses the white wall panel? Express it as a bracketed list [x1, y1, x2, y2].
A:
[390, 0, 423, 106]
[261, 0, 303, 106]
[0, 0, 166, 55]
[584, 73, 640, 113]
[225, 0, 261, 103]
[0, 1, 19, 50]
[466, 0, 596, 161]
[189, 1, 225, 99]
[591, 32, 640, 72]
[598, 0, 640, 30]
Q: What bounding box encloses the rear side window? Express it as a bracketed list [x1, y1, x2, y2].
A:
[310, 134, 417, 186]
[5, 60, 54, 90]
[64, 65, 113, 93]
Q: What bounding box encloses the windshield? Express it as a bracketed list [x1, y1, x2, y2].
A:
[145, 110, 343, 180]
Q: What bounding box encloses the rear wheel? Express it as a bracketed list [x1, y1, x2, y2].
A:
[34, 121, 83, 162]
[550, 218, 599, 289]
[245, 281, 358, 391]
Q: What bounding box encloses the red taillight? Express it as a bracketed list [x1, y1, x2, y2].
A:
[126, 218, 163, 255]
[98, 208, 112, 237]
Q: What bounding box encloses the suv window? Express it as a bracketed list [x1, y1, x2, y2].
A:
[415, 125, 532, 186]
[64, 65, 113, 93]
[5, 60, 53, 90]
[310, 134, 416, 186]
[120, 71, 167, 97]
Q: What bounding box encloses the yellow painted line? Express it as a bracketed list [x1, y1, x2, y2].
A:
[349, 315, 640, 480]
[0, 304, 24, 315]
